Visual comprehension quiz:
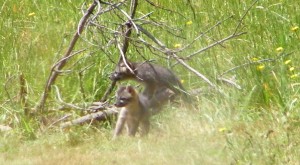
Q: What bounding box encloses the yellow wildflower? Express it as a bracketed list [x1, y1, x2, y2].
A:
[218, 127, 227, 132]
[28, 12, 35, 17]
[180, 79, 185, 84]
[256, 64, 265, 71]
[289, 67, 295, 72]
[276, 47, 284, 52]
[186, 21, 193, 25]
[290, 74, 298, 79]
[174, 43, 182, 48]
[284, 60, 291, 65]
[251, 57, 259, 62]
[291, 26, 299, 32]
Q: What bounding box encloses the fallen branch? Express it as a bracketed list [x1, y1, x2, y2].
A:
[60, 108, 118, 129]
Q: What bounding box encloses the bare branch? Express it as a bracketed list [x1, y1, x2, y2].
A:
[172, 52, 217, 88]
[145, 0, 186, 19]
[186, 0, 196, 19]
[217, 77, 242, 90]
[54, 86, 84, 110]
[136, 24, 166, 48]
[176, 15, 233, 53]
[219, 52, 294, 77]
[185, 31, 246, 60]
[233, 0, 259, 34]
[44, 114, 72, 131]
[116, 41, 136, 75]
[100, 80, 117, 102]
[60, 108, 118, 129]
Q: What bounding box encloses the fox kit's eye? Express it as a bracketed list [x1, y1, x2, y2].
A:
[120, 97, 131, 103]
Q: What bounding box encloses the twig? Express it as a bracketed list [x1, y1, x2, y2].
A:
[217, 77, 241, 90]
[175, 16, 234, 53]
[170, 51, 217, 88]
[186, 0, 196, 19]
[52, 49, 87, 70]
[145, 0, 186, 19]
[233, 0, 259, 34]
[118, 0, 138, 63]
[219, 52, 294, 77]
[100, 80, 117, 102]
[54, 85, 84, 110]
[78, 64, 95, 101]
[136, 24, 166, 48]
[180, 0, 258, 61]
[45, 114, 72, 131]
[185, 31, 246, 60]
[116, 41, 136, 75]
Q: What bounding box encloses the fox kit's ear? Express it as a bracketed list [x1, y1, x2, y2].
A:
[126, 86, 136, 95]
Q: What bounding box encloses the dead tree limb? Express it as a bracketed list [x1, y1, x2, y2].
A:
[36, 1, 98, 112]
[60, 108, 118, 129]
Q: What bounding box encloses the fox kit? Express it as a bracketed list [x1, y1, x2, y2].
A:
[113, 86, 151, 138]
[110, 60, 188, 100]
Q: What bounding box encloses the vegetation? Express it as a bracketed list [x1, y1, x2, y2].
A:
[1, 0, 299, 164]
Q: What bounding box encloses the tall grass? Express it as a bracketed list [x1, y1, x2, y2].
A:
[1, 0, 300, 164]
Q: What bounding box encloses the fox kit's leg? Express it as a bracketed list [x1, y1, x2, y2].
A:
[126, 117, 139, 136]
[113, 109, 127, 139]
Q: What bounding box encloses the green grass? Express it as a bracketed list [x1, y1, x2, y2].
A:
[1, 0, 300, 164]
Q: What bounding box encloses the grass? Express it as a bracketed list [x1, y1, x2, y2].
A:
[1, 0, 300, 164]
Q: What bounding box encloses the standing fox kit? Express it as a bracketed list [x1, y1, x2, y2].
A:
[110, 60, 188, 100]
[113, 86, 151, 138]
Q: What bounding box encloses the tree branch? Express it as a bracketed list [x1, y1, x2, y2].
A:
[100, 0, 139, 102]
[60, 108, 118, 129]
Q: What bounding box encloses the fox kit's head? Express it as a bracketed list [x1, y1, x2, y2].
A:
[110, 61, 135, 81]
[115, 86, 138, 107]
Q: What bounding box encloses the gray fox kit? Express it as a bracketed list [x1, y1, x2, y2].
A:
[113, 85, 174, 138]
[113, 86, 151, 138]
